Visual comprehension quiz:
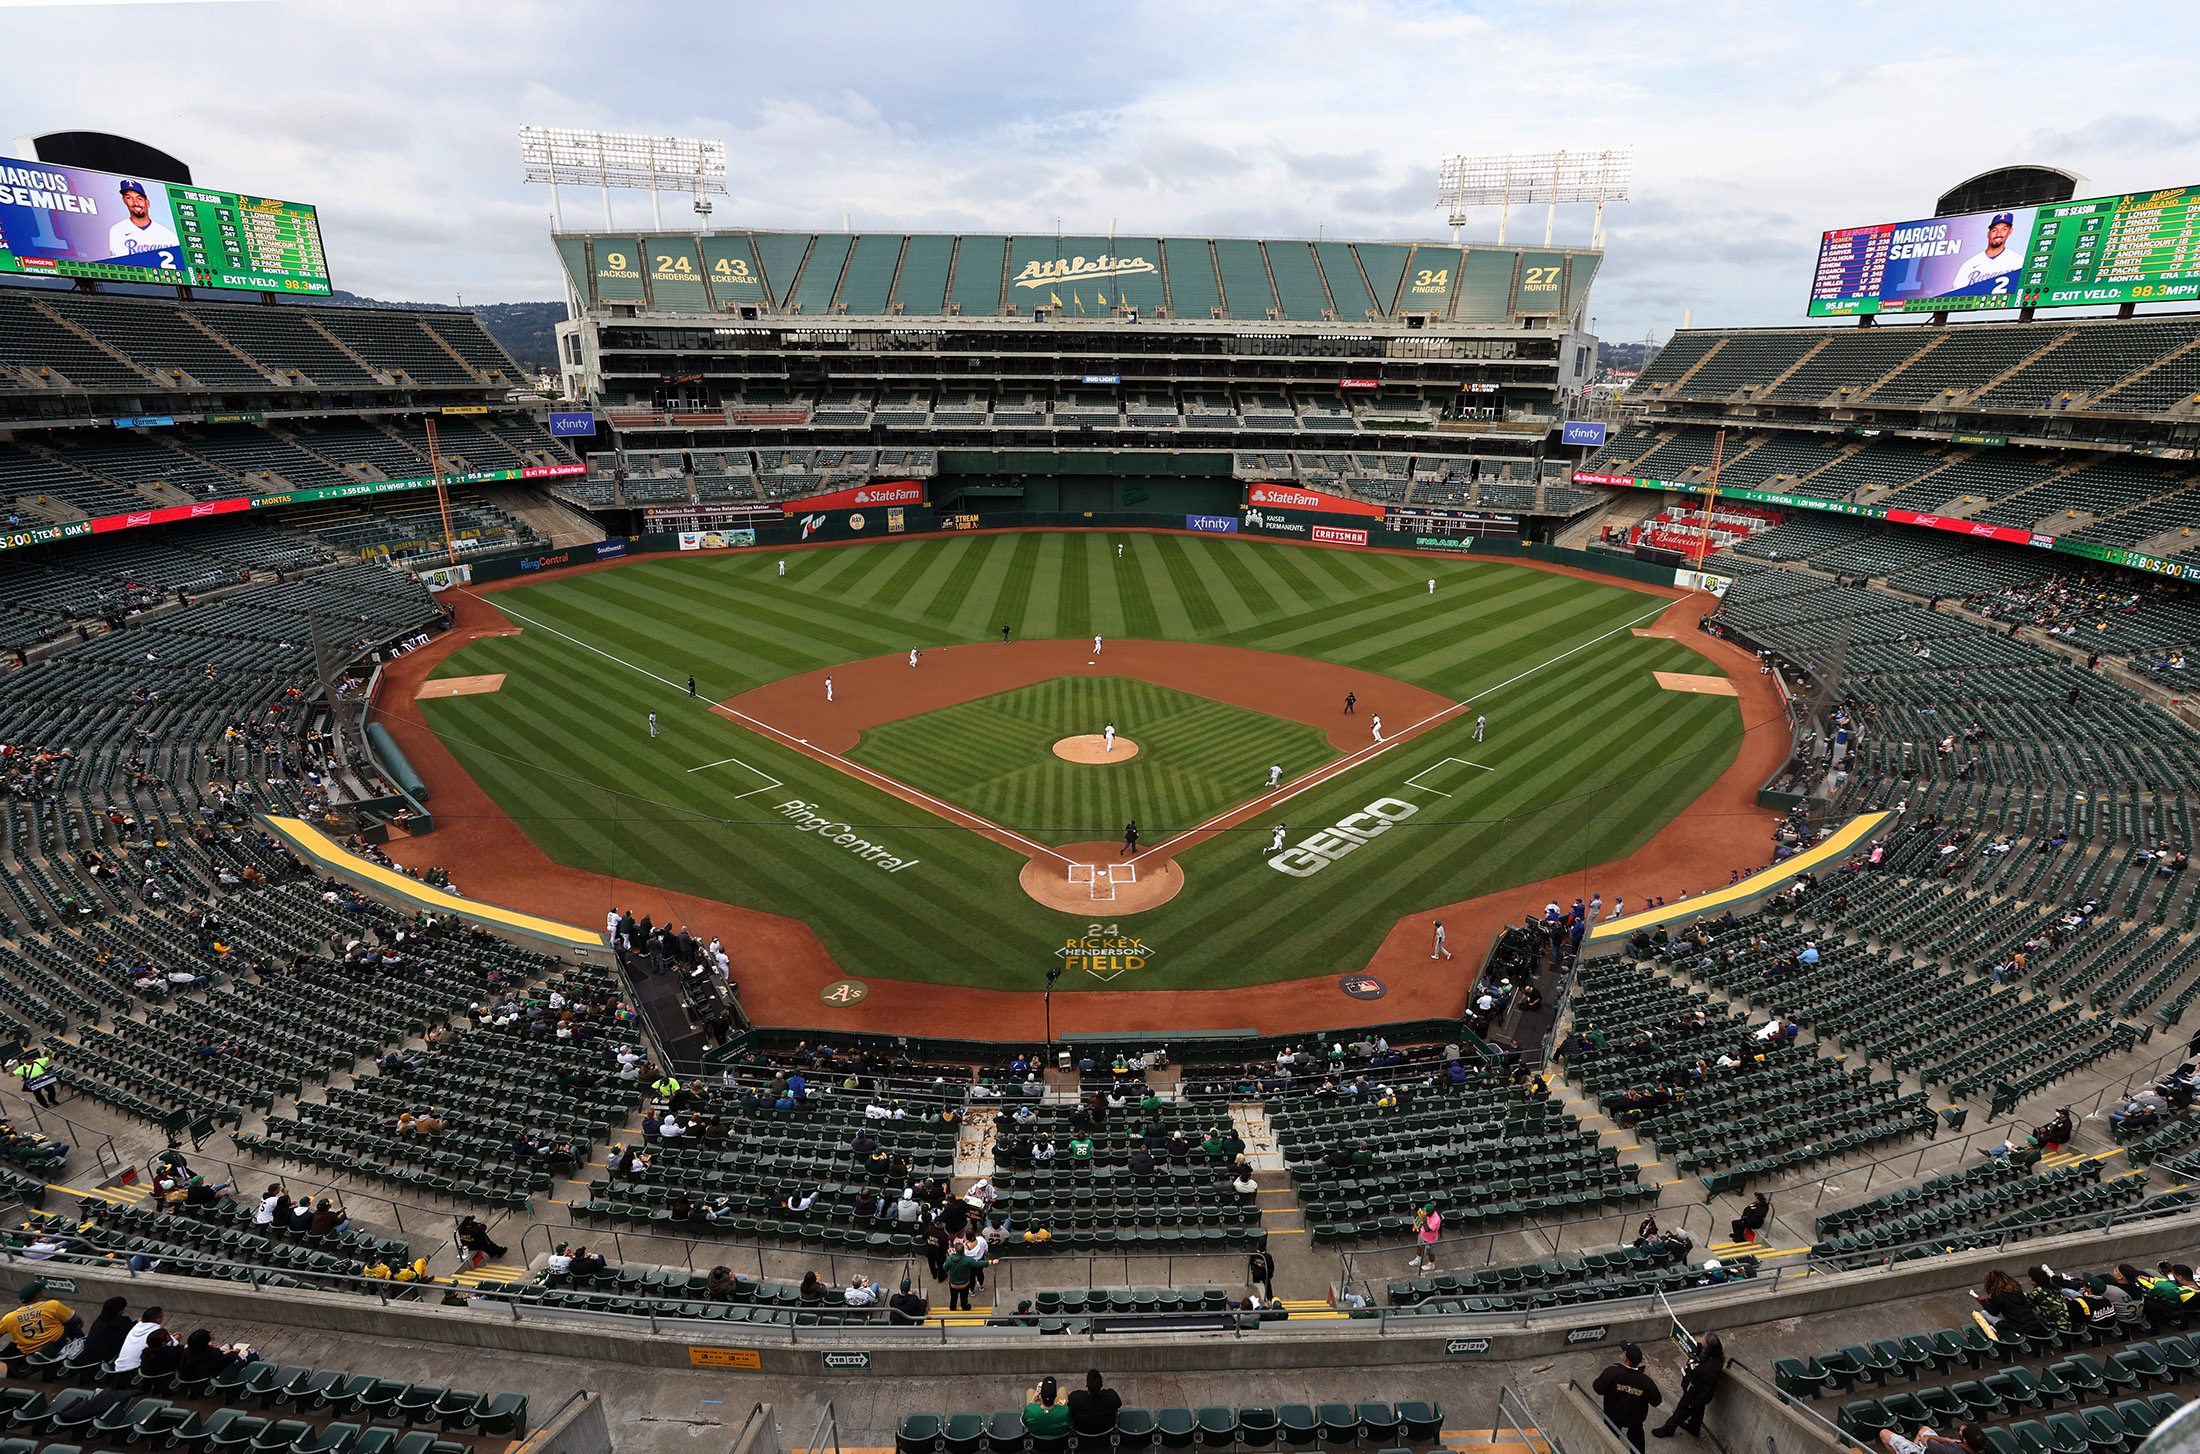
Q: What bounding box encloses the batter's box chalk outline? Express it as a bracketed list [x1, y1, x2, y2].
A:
[1404, 757, 1495, 797]
[684, 754, 785, 799]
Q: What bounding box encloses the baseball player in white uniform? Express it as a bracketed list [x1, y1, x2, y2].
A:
[1431, 921, 1453, 959]
[106, 180, 180, 261]
[909, 649, 919, 668]
[648, 712, 658, 738]
[825, 676, 833, 702]
[1269, 823, 1286, 852]
[1950, 212, 2024, 289]
[1474, 714, 1485, 741]
[1117, 543, 1124, 558]
[1103, 722, 1116, 753]
[778, 559, 786, 577]
[1371, 715, 1384, 743]
[1267, 763, 1282, 787]
[1093, 635, 1103, 655]
[1428, 579, 1435, 594]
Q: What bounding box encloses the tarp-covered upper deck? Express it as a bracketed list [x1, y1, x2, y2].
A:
[554, 229, 1598, 327]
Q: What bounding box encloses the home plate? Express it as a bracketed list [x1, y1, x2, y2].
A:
[415, 674, 505, 699]
[1654, 671, 1738, 696]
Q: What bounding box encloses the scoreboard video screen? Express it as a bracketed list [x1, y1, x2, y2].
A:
[0, 155, 331, 294]
[1809, 182, 2200, 316]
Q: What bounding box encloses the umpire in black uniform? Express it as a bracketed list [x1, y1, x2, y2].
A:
[1593, 1342, 1664, 1452]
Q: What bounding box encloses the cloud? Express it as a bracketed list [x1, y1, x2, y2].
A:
[0, 0, 2194, 341]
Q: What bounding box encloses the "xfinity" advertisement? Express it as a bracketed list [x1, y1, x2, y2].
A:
[1185, 514, 1238, 533]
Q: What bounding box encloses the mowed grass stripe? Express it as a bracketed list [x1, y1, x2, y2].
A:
[429, 535, 1747, 989]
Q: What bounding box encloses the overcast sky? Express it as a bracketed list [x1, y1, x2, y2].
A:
[7, 0, 2200, 341]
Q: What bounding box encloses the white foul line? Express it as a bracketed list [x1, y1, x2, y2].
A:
[1157, 595, 1677, 846]
[462, 589, 1075, 865]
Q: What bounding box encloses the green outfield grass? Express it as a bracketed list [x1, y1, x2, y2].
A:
[846, 676, 1337, 846]
[416, 531, 1745, 992]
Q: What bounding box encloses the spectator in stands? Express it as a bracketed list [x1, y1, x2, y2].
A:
[457, 1215, 507, 1266]
[178, 1328, 254, 1380]
[887, 1276, 930, 1324]
[1974, 1268, 2046, 1335]
[1730, 1194, 1770, 1244]
[1651, 1331, 1724, 1440]
[1024, 1377, 1074, 1439]
[844, 1275, 878, 1307]
[798, 1271, 824, 1304]
[1878, 1426, 1986, 1454]
[706, 1266, 740, 1301]
[1069, 1370, 1122, 1435]
[568, 1246, 606, 1280]
[1593, 1342, 1663, 1452]
[80, 1297, 133, 1367]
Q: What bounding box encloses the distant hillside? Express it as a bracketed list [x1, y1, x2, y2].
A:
[324, 291, 563, 375]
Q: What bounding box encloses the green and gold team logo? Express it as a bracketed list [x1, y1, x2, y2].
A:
[1056, 923, 1156, 981]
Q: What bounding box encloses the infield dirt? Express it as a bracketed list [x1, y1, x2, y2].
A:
[371, 539, 1785, 1037]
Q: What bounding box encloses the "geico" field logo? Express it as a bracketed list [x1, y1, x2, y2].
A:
[1268, 797, 1418, 876]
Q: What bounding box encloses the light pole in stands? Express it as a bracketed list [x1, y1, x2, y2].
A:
[1044, 965, 1062, 1053]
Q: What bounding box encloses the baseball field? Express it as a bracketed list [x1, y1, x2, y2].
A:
[403, 531, 1747, 996]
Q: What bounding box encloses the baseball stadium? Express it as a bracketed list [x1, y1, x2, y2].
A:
[5, 92, 2200, 1454]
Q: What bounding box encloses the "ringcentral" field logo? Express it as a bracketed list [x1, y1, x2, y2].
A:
[776, 799, 919, 872]
[1268, 797, 1418, 876]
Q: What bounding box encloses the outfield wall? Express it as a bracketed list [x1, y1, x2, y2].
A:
[442, 510, 1703, 592]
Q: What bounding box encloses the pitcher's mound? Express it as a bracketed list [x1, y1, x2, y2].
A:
[1053, 734, 1140, 764]
[1021, 841, 1184, 913]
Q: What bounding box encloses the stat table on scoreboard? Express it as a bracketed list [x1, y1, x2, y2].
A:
[171, 189, 330, 293]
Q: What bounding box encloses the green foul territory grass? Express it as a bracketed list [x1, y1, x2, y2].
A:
[846, 676, 1338, 847]
[416, 531, 1743, 992]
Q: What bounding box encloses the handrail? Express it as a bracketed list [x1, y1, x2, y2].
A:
[1, 1089, 122, 1183]
[1338, 1199, 1715, 1294]
[798, 1400, 838, 1454]
[1803, 1192, 2184, 1274]
[186, 1137, 513, 1242]
[505, 1388, 590, 1454]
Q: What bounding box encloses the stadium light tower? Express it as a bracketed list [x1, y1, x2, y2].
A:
[519, 126, 728, 232]
[1436, 148, 1632, 247]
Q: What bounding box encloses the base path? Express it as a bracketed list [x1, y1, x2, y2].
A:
[369, 542, 1784, 1039]
[726, 638, 1451, 758]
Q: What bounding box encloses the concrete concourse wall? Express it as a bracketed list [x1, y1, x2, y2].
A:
[12, 1214, 2194, 1380]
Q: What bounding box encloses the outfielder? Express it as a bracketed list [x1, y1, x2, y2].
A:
[1473, 714, 1485, 741]
[1117, 542, 1124, 558]
[1269, 823, 1286, 852]
[648, 711, 658, 738]
[1428, 579, 1435, 594]
[1267, 762, 1282, 787]
[778, 559, 786, 577]
[1103, 722, 1116, 753]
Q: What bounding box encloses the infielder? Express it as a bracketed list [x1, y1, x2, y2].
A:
[825, 676, 834, 702]
[648, 711, 658, 738]
[1432, 920, 1453, 959]
[1093, 634, 1103, 654]
[909, 649, 920, 668]
[1267, 763, 1283, 787]
[1473, 714, 1485, 741]
[1371, 714, 1384, 743]
[1103, 722, 1116, 753]
[1269, 823, 1287, 852]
